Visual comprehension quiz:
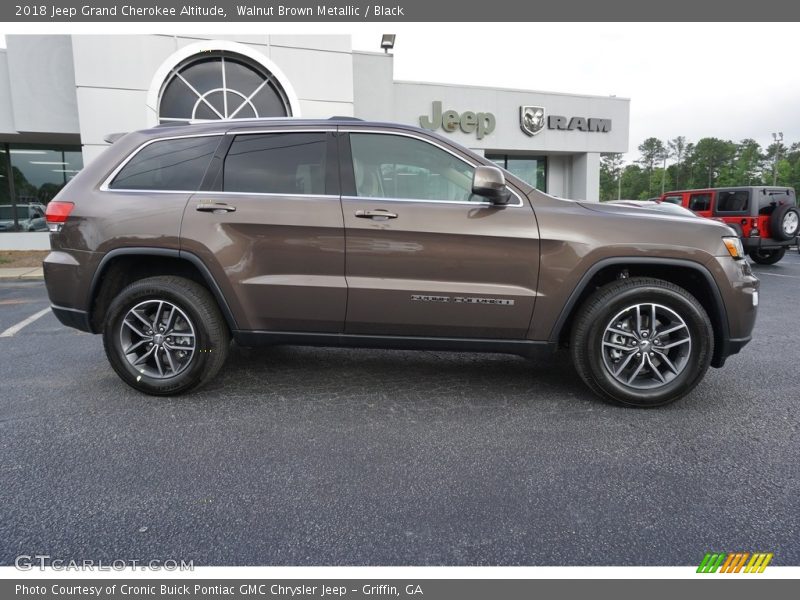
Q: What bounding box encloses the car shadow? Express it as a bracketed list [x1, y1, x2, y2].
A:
[198, 343, 597, 410]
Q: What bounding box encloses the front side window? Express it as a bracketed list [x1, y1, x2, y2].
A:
[222, 132, 327, 195]
[110, 136, 221, 191]
[349, 133, 475, 202]
[715, 190, 749, 213]
[688, 193, 711, 212]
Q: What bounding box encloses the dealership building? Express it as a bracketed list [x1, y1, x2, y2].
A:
[0, 34, 630, 248]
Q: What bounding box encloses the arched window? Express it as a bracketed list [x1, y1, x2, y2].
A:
[158, 51, 293, 123]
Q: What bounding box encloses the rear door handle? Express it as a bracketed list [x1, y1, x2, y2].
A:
[355, 209, 398, 220]
[196, 202, 236, 213]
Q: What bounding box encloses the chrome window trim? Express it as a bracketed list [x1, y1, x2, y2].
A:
[342, 128, 525, 208]
[342, 195, 505, 208]
[99, 132, 225, 193]
[99, 127, 527, 208]
[193, 190, 339, 200]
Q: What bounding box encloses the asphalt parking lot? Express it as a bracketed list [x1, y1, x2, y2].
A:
[1, 254, 798, 566]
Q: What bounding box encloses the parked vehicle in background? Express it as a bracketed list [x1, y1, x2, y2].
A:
[659, 187, 799, 264]
[0, 203, 47, 232]
[42, 118, 759, 407]
[607, 200, 698, 218]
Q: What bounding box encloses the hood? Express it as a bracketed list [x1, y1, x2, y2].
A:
[577, 201, 736, 234]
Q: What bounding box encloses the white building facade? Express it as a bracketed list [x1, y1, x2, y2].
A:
[0, 34, 630, 249]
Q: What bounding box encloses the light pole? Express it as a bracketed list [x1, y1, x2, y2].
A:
[772, 132, 784, 185]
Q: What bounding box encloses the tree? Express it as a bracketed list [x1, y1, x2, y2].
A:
[667, 136, 687, 189]
[619, 164, 650, 200]
[600, 153, 624, 200]
[638, 137, 666, 197]
[764, 139, 788, 185]
[730, 139, 762, 185]
[690, 138, 736, 188]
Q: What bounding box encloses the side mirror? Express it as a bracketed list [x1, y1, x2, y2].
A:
[472, 165, 512, 205]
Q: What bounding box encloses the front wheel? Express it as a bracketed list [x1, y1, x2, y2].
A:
[570, 277, 714, 407]
[103, 276, 230, 395]
[749, 247, 786, 265]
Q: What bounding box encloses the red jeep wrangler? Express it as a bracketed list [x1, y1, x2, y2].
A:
[660, 187, 799, 264]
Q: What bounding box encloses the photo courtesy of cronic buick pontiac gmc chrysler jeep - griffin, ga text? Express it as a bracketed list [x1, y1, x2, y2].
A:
[42, 118, 759, 407]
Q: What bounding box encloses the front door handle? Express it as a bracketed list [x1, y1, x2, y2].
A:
[355, 209, 398, 220]
[196, 202, 236, 213]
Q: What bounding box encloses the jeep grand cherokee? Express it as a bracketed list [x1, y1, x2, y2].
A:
[42, 118, 759, 407]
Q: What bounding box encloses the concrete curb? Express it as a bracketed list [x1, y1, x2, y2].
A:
[0, 267, 44, 281]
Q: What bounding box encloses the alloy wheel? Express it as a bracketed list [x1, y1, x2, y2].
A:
[601, 303, 692, 390]
[119, 300, 196, 379]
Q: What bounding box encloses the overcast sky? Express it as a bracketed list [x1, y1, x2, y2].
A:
[353, 22, 799, 160]
[2, 24, 796, 162]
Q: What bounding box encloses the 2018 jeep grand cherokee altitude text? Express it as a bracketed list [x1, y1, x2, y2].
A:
[42, 118, 759, 407]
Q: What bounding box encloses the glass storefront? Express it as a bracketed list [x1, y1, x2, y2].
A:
[487, 154, 547, 192]
[0, 143, 83, 232]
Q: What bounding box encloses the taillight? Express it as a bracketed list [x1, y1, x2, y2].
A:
[45, 201, 74, 232]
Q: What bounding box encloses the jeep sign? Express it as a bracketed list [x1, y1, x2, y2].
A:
[419, 101, 496, 139]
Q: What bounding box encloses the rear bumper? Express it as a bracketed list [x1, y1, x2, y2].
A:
[741, 236, 797, 250]
[50, 305, 92, 333]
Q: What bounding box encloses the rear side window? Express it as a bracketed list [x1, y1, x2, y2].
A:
[716, 190, 749, 213]
[223, 132, 327, 195]
[688, 193, 711, 212]
[110, 136, 221, 191]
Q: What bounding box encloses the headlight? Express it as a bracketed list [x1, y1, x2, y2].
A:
[722, 236, 745, 260]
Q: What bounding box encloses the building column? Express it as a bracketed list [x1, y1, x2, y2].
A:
[570, 152, 600, 201]
[545, 155, 569, 198]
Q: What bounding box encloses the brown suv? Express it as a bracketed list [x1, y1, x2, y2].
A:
[42, 118, 759, 407]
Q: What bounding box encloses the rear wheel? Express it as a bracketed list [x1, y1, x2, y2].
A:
[570, 277, 714, 407]
[749, 247, 786, 265]
[103, 276, 230, 395]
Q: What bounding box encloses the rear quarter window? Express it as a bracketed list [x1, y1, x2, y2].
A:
[109, 136, 222, 191]
[715, 190, 749, 213]
[688, 193, 711, 212]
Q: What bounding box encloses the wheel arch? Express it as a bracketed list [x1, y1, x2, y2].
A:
[87, 248, 238, 334]
[550, 257, 730, 368]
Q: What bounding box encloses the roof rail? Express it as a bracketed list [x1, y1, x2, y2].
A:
[329, 116, 363, 121]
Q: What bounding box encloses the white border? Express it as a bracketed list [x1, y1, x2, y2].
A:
[144, 39, 302, 127]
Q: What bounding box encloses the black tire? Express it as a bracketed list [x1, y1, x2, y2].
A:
[770, 205, 800, 241]
[570, 277, 714, 408]
[749, 247, 786, 265]
[102, 276, 230, 395]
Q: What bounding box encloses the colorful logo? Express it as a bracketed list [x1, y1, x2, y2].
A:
[697, 552, 773, 573]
